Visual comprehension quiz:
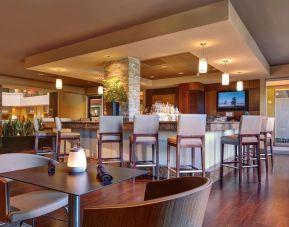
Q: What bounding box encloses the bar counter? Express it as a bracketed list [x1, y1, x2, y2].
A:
[44, 121, 239, 174]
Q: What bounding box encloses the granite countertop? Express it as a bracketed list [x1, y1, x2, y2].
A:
[43, 120, 239, 132]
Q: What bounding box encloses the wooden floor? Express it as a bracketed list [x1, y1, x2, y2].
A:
[28, 154, 289, 227]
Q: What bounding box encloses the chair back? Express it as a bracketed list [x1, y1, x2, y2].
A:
[42, 117, 55, 123]
[99, 116, 123, 133]
[239, 115, 262, 135]
[0, 153, 54, 223]
[55, 117, 62, 131]
[266, 117, 275, 132]
[133, 115, 159, 134]
[83, 177, 211, 227]
[33, 117, 40, 132]
[177, 114, 207, 136]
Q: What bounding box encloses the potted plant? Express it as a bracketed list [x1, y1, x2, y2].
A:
[103, 76, 127, 115]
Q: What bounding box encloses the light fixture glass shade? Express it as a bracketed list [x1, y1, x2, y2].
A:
[237, 80, 243, 91]
[67, 147, 87, 173]
[98, 85, 104, 95]
[222, 73, 230, 85]
[55, 79, 63, 90]
[198, 58, 208, 73]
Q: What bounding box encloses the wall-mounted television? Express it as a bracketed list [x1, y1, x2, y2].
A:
[217, 90, 249, 111]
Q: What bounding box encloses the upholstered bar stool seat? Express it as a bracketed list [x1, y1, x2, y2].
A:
[167, 114, 207, 178]
[55, 117, 80, 162]
[130, 115, 160, 178]
[220, 115, 263, 184]
[97, 116, 123, 166]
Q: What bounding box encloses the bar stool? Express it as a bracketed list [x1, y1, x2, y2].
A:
[167, 114, 207, 178]
[97, 116, 123, 166]
[33, 117, 57, 160]
[260, 117, 275, 171]
[129, 115, 159, 177]
[220, 115, 263, 183]
[55, 117, 81, 161]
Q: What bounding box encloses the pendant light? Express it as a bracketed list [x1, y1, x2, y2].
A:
[236, 72, 243, 91]
[222, 60, 230, 85]
[55, 78, 63, 90]
[98, 85, 104, 95]
[198, 43, 208, 74]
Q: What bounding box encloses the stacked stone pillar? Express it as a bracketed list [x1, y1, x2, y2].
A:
[104, 57, 140, 121]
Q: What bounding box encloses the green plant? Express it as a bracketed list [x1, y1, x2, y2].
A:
[2, 119, 35, 137]
[103, 76, 127, 103]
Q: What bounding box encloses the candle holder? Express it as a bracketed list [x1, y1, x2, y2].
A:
[67, 147, 87, 173]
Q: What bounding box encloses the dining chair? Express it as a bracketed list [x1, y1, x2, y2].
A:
[33, 117, 57, 160]
[260, 117, 275, 170]
[167, 114, 207, 178]
[220, 115, 263, 183]
[97, 116, 123, 166]
[83, 176, 212, 227]
[129, 115, 159, 178]
[0, 153, 68, 227]
[55, 117, 81, 161]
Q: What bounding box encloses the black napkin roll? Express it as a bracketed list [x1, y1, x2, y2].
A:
[48, 160, 56, 176]
[97, 165, 113, 183]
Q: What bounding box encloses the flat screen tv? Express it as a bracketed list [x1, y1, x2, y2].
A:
[217, 90, 248, 111]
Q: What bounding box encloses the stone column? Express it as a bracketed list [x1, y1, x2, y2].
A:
[104, 57, 140, 121]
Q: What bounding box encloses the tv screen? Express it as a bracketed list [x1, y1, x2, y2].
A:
[217, 90, 248, 111]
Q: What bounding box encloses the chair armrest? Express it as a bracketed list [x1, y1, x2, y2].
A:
[0, 177, 10, 223]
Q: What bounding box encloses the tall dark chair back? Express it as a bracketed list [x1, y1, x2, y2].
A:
[83, 177, 212, 227]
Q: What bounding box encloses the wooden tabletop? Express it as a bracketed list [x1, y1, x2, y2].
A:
[0, 163, 147, 196]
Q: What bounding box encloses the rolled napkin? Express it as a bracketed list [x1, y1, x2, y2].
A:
[97, 165, 113, 183]
[48, 160, 56, 176]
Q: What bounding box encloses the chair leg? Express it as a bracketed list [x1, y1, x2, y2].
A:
[56, 136, 61, 162]
[152, 144, 155, 177]
[167, 143, 170, 179]
[220, 143, 224, 179]
[191, 148, 195, 176]
[34, 136, 39, 153]
[201, 145, 205, 177]
[176, 145, 180, 178]
[98, 140, 102, 164]
[156, 141, 159, 179]
[270, 138, 274, 166]
[119, 140, 123, 167]
[264, 138, 269, 173]
[256, 144, 261, 182]
[238, 143, 243, 184]
[132, 142, 136, 168]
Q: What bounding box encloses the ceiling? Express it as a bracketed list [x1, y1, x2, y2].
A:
[0, 0, 219, 88]
[1, 0, 289, 89]
[141, 53, 219, 80]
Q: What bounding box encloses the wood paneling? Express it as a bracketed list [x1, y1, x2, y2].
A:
[190, 90, 205, 114]
[204, 80, 260, 118]
[152, 94, 176, 106]
[141, 52, 220, 80]
[145, 87, 179, 109]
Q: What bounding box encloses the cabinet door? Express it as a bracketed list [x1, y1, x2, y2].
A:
[189, 91, 205, 114]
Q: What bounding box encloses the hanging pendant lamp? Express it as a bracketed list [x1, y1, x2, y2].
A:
[198, 43, 208, 74]
[222, 60, 230, 85]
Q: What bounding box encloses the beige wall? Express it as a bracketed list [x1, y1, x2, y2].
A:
[58, 92, 86, 119]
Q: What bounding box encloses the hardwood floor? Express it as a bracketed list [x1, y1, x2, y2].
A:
[24, 155, 289, 227]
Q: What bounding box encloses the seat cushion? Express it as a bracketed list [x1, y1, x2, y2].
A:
[37, 131, 56, 137]
[9, 190, 68, 223]
[97, 132, 121, 141]
[221, 134, 258, 144]
[260, 133, 272, 140]
[168, 136, 202, 147]
[59, 132, 80, 139]
[130, 135, 157, 143]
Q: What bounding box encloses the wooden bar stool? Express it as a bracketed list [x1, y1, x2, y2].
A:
[55, 117, 81, 162]
[129, 115, 159, 178]
[167, 114, 207, 178]
[97, 116, 123, 166]
[33, 117, 57, 160]
[260, 117, 275, 171]
[220, 115, 263, 184]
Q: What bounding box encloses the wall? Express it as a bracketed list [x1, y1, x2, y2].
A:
[205, 80, 260, 118]
[145, 87, 179, 109]
[58, 92, 86, 120]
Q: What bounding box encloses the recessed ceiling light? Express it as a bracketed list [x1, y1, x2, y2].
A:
[105, 55, 111, 58]
[161, 65, 167, 69]
[150, 75, 155, 79]
[38, 73, 44, 76]
[178, 72, 184, 75]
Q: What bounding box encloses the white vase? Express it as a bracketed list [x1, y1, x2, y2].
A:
[67, 147, 87, 173]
